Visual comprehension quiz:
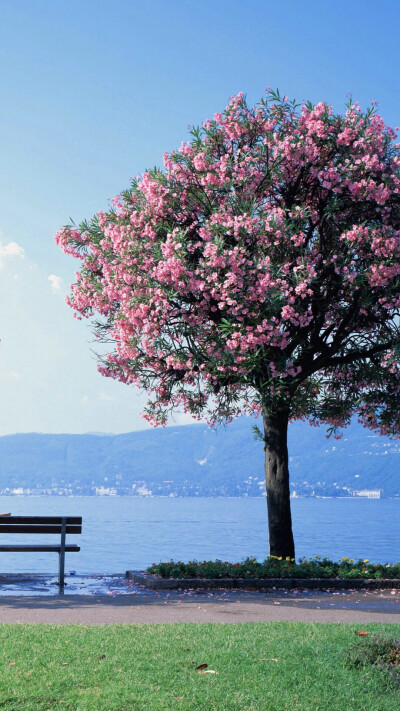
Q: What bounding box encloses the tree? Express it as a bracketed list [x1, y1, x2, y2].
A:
[56, 90, 400, 558]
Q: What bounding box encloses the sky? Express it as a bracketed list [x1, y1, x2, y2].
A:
[0, 0, 400, 435]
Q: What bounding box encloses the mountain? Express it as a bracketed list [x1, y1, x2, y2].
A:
[0, 418, 398, 497]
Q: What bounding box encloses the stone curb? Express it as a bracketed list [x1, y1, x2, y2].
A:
[126, 571, 400, 591]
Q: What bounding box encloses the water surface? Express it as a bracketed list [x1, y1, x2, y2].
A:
[0, 496, 398, 574]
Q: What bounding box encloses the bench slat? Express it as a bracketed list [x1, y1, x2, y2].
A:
[0, 525, 81, 534]
[0, 545, 80, 552]
[0, 516, 82, 525]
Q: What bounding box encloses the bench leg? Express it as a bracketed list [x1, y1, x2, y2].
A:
[58, 517, 66, 587]
[58, 550, 65, 587]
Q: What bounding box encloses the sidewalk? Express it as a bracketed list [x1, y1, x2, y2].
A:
[0, 588, 399, 624]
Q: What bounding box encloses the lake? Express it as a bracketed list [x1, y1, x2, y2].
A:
[0, 496, 398, 575]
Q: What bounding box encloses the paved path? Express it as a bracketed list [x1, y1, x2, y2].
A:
[0, 589, 399, 624]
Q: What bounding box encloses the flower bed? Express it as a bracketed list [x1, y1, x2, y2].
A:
[146, 556, 400, 580]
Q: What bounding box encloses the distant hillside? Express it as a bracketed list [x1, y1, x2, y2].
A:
[0, 418, 398, 496]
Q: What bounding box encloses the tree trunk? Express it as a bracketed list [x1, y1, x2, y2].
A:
[262, 406, 295, 559]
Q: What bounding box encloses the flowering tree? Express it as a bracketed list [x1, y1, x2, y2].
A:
[57, 90, 400, 558]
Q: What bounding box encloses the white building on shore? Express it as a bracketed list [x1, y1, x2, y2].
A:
[352, 489, 382, 499]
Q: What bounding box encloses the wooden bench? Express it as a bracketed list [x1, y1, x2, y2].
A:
[0, 516, 82, 587]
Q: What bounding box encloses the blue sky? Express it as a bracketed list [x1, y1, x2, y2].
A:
[0, 0, 399, 434]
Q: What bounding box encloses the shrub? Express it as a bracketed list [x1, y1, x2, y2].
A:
[146, 556, 400, 580]
[345, 634, 400, 689]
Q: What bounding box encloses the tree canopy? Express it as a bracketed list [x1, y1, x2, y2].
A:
[56, 90, 400, 438]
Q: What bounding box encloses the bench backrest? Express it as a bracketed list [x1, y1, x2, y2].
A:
[0, 516, 82, 534]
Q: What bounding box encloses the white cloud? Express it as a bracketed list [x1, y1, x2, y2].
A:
[173, 411, 200, 426]
[0, 233, 150, 435]
[0, 240, 25, 268]
[0, 369, 22, 380]
[99, 392, 115, 402]
[48, 274, 63, 293]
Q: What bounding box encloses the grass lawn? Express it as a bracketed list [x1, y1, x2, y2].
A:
[0, 622, 398, 710]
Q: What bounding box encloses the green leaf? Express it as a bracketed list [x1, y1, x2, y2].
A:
[252, 424, 263, 441]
